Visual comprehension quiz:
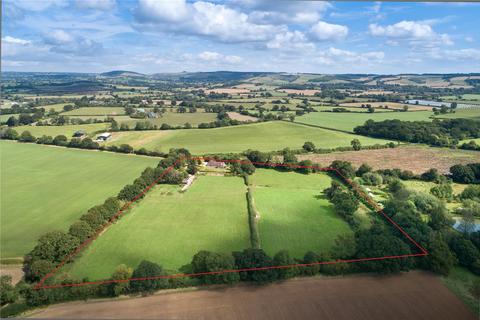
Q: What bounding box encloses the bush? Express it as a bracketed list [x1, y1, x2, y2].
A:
[53, 135, 68, 146]
[1, 128, 19, 140]
[129, 260, 168, 294]
[450, 164, 478, 184]
[356, 163, 372, 177]
[330, 160, 355, 179]
[361, 172, 383, 186]
[191, 251, 239, 285]
[460, 185, 480, 201]
[19, 131, 36, 142]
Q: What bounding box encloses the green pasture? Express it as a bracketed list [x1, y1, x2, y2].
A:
[68, 175, 250, 279]
[0, 141, 158, 258]
[61, 107, 126, 116]
[434, 108, 480, 120]
[14, 123, 109, 138]
[119, 111, 217, 127]
[251, 169, 352, 258]
[295, 111, 433, 132]
[106, 121, 393, 154]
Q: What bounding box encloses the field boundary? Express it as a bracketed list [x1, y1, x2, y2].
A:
[34, 158, 428, 290]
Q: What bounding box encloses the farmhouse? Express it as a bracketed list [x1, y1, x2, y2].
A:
[96, 132, 111, 141]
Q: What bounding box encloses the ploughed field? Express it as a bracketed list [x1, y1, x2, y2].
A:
[106, 121, 392, 154]
[251, 169, 352, 258]
[27, 271, 476, 320]
[0, 141, 158, 259]
[68, 176, 251, 279]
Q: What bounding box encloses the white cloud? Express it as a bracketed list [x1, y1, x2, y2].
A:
[2, 36, 31, 45]
[233, 0, 330, 24]
[44, 29, 103, 56]
[135, 0, 189, 23]
[310, 21, 348, 41]
[443, 48, 480, 60]
[75, 0, 116, 10]
[135, 0, 283, 43]
[266, 31, 315, 51]
[369, 20, 453, 45]
[315, 47, 384, 65]
[198, 51, 243, 64]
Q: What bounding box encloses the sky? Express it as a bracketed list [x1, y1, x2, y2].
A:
[2, 0, 480, 74]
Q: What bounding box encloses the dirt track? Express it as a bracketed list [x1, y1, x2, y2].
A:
[28, 271, 476, 320]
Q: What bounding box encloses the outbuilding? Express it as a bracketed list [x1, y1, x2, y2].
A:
[96, 132, 111, 141]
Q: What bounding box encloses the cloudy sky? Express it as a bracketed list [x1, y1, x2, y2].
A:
[2, 0, 480, 74]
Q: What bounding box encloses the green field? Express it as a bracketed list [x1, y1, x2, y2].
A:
[107, 121, 393, 154]
[295, 111, 433, 132]
[68, 175, 250, 279]
[0, 141, 159, 258]
[441, 267, 480, 315]
[39, 103, 71, 112]
[119, 111, 218, 127]
[61, 107, 126, 116]
[434, 108, 480, 120]
[14, 123, 109, 138]
[251, 169, 352, 258]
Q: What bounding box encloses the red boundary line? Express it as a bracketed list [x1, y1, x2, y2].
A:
[34, 157, 428, 290]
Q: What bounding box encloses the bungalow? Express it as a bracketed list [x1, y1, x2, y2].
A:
[206, 159, 227, 168]
[96, 132, 111, 141]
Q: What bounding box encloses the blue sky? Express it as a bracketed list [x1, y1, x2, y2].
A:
[2, 0, 480, 74]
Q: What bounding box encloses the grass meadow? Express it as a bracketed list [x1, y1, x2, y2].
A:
[68, 176, 250, 279]
[107, 121, 392, 154]
[0, 141, 158, 259]
[295, 111, 433, 132]
[251, 169, 352, 258]
[434, 108, 480, 120]
[14, 123, 109, 138]
[61, 107, 126, 116]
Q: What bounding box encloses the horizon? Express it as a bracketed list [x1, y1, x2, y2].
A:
[2, 0, 480, 74]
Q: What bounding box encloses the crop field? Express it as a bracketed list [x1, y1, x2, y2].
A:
[295, 111, 433, 132]
[14, 123, 109, 138]
[298, 145, 480, 174]
[0, 141, 158, 259]
[339, 101, 431, 110]
[61, 107, 126, 116]
[68, 176, 250, 279]
[251, 169, 352, 258]
[106, 121, 392, 154]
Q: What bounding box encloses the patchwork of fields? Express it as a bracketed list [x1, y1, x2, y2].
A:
[14, 123, 109, 138]
[107, 121, 393, 154]
[0, 141, 159, 259]
[68, 176, 251, 279]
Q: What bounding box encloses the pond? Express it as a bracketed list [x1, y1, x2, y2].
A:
[452, 218, 480, 233]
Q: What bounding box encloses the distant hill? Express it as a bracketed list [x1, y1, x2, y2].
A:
[152, 71, 274, 82]
[99, 70, 145, 77]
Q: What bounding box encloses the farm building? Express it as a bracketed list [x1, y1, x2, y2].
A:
[206, 159, 227, 168]
[147, 112, 158, 118]
[96, 132, 111, 141]
[72, 130, 86, 138]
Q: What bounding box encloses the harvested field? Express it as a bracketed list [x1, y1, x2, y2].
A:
[226, 112, 258, 122]
[27, 271, 475, 320]
[276, 89, 320, 95]
[298, 145, 480, 174]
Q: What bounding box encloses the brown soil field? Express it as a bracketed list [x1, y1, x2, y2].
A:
[227, 112, 258, 122]
[277, 89, 320, 96]
[202, 87, 252, 94]
[0, 265, 23, 284]
[27, 272, 475, 320]
[298, 145, 480, 174]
